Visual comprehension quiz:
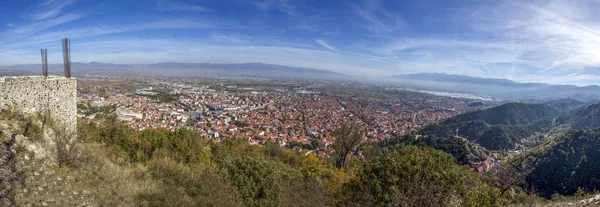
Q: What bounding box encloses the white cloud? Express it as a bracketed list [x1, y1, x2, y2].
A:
[351, 0, 406, 35]
[158, 0, 212, 12]
[210, 34, 251, 44]
[315, 39, 339, 51]
[467, 0, 600, 81]
[10, 18, 236, 47]
[22, 0, 77, 20]
[10, 13, 84, 36]
[249, 0, 296, 16]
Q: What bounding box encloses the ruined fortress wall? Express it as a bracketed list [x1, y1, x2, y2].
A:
[0, 76, 77, 131]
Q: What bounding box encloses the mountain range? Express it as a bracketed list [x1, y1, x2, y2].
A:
[1, 62, 599, 101]
[388, 73, 600, 101]
[0, 62, 348, 81]
[418, 100, 593, 150]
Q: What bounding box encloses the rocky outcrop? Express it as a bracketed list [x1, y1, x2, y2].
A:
[0, 126, 96, 207]
[0, 132, 24, 206]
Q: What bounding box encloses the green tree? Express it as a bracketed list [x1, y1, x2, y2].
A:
[339, 146, 505, 207]
[219, 157, 287, 207]
[331, 124, 363, 169]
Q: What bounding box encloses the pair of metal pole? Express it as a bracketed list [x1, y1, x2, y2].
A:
[40, 38, 71, 78]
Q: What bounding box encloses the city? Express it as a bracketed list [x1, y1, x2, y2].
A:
[77, 76, 489, 157]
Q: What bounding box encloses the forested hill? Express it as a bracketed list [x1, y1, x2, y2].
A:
[419, 102, 565, 150]
[385, 135, 490, 165]
[546, 98, 586, 113]
[561, 101, 600, 130]
[441, 102, 563, 125]
[510, 128, 600, 198]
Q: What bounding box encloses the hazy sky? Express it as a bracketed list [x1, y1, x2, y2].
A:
[1, 0, 600, 85]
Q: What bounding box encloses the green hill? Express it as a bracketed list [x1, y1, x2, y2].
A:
[561, 102, 600, 130]
[510, 128, 600, 198]
[546, 98, 585, 113]
[391, 135, 490, 165]
[442, 102, 562, 125]
[419, 102, 562, 150]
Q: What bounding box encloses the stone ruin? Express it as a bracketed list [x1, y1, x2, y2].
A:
[0, 76, 77, 132]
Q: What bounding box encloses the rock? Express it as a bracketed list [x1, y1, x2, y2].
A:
[42, 202, 48, 206]
[73, 191, 79, 195]
[14, 135, 27, 143]
[37, 187, 43, 191]
[24, 155, 30, 160]
[25, 144, 36, 151]
[34, 172, 40, 176]
[56, 177, 62, 181]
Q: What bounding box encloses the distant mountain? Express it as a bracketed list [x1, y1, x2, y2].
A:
[392, 73, 545, 87]
[389, 73, 600, 101]
[419, 102, 566, 150]
[511, 128, 600, 198]
[0, 62, 350, 81]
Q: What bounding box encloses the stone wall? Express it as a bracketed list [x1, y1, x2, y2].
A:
[0, 76, 77, 132]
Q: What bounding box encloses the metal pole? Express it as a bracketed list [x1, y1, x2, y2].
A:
[40, 49, 44, 76]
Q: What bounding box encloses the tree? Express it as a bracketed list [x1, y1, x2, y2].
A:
[219, 157, 286, 207]
[339, 146, 505, 207]
[331, 124, 363, 169]
[483, 164, 523, 196]
[310, 139, 320, 150]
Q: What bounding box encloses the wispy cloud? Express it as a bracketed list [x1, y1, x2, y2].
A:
[210, 34, 251, 44]
[250, 0, 296, 16]
[158, 0, 212, 12]
[130, 19, 225, 30]
[351, 0, 406, 35]
[467, 0, 600, 82]
[8, 13, 85, 37]
[9, 17, 241, 47]
[315, 39, 339, 51]
[22, 0, 77, 20]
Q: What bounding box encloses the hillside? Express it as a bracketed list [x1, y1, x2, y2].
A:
[388, 135, 490, 165]
[419, 102, 563, 150]
[561, 102, 600, 130]
[511, 128, 600, 198]
[1, 108, 526, 206]
[547, 98, 586, 113]
[442, 102, 563, 125]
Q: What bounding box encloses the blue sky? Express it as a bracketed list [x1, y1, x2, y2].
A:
[1, 0, 600, 85]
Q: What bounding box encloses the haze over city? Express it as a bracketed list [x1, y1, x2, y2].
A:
[1, 0, 600, 85]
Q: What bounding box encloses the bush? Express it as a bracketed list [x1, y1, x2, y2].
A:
[219, 157, 288, 207]
[140, 158, 241, 207]
[339, 145, 506, 207]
